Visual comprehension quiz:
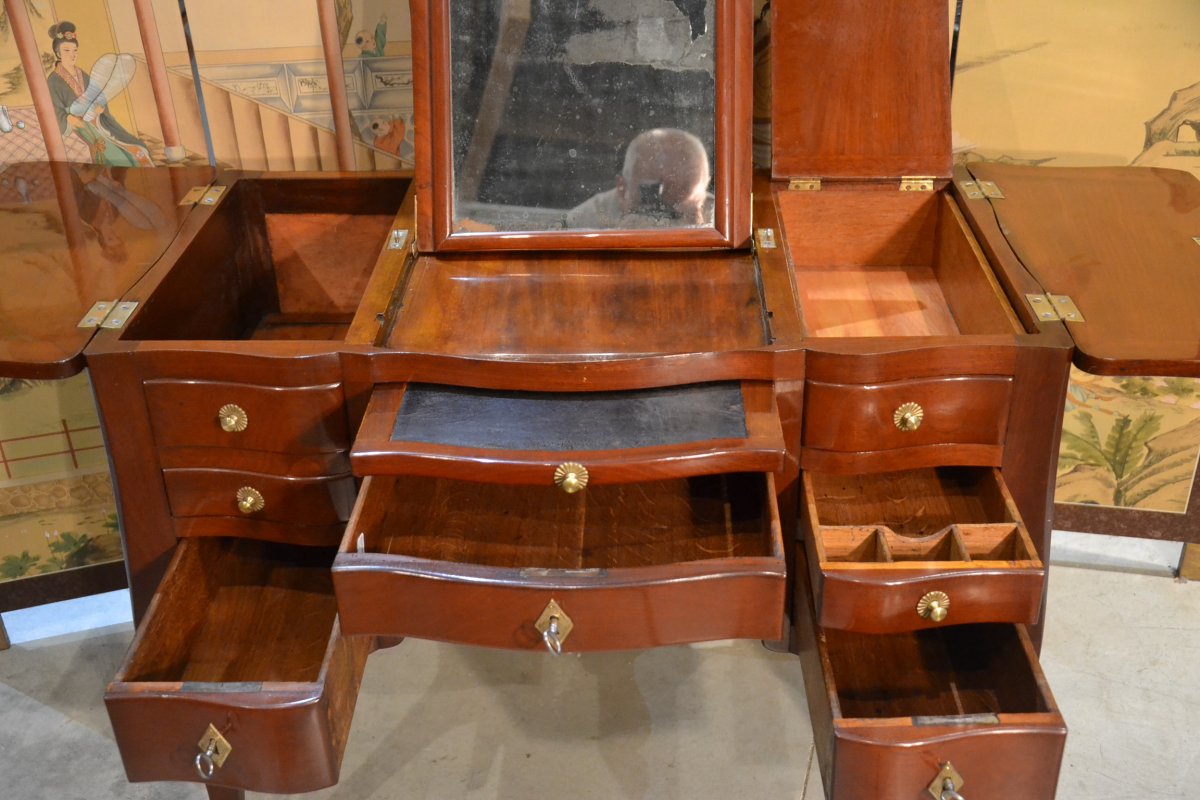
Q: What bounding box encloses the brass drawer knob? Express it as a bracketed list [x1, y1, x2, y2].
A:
[534, 599, 574, 655]
[927, 762, 965, 800]
[893, 401, 924, 432]
[917, 590, 950, 622]
[218, 403, 248, 433]
[236, 486, 265, 514]
[553, 462, 589, 494]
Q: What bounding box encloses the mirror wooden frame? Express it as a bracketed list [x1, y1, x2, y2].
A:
[412, 0, 753, 252]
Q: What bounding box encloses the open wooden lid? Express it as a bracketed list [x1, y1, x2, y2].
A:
[968, 163, 1200, 377]
[0, 163, 212, 379]
[770, 0, 951, 181]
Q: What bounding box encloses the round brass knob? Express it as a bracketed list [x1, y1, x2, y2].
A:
[553, 462, 589, 494]
[218, 404, 248, 433]
[236, 486, 265, 514]
[893, 401, 924, 432]
[917, 590, 950, 622]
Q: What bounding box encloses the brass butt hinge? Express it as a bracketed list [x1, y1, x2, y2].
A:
[387, 229, 410, 250]
[958, 179, 1004, 199]
[900, 176, 936, 192]
[1026, 293, 1084, 323]
[178, 185, 227, 207]
[755, 227, 777, 250]
[77, 300, 138, 329]
[789, 178, 821, 191]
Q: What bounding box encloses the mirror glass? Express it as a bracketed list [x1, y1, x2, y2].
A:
[449, 0, 716, 233]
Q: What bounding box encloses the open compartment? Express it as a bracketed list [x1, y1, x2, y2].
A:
[811, 623, 1066, 800]
[105, 537, 369, 793]
[121, 175, 410, 343]
[332, 472, 786, 651]
[801, 467, 1043, 633]
[777, 188, 1022, 338]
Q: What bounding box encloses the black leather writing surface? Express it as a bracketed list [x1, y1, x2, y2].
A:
[392, 383, 747, 451]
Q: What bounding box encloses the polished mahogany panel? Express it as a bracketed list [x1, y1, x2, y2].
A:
[385, 251, 768, 356]
[0, 162, 213, 377]
[967, 163, 1200, 376]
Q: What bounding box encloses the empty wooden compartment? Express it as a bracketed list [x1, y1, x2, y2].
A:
[105, 538, 369, 793]
[332, 472, 786, 651]
[802, 467, 1043, 633]
[120, 175, 410, 343]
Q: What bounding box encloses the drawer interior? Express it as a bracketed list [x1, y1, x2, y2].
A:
[824, 624, 1053, 720]
[352, 473, 777, 569]
[120, 538, 338, 684]
[122, 176, 409, 343]
[808, 467, 1038, 566]
[777, 188, 1022, 338]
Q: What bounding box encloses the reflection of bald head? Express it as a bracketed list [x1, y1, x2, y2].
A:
[617, 128, 711, 224]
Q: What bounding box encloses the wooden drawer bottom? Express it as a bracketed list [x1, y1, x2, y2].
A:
[105, 538, 369, 793]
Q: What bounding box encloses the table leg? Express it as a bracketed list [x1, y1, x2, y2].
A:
[1179, 543, 1200, 581]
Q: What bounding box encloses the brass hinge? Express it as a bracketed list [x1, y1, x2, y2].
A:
[1026, 293, 1084, 323]
[959, 180, 1004, 199]
[755, 227, 777, 250]
[900, 176, 936, 192]
[77, 300, 138, 329]
[178, 185, 227, 207]
[387, 229, 409, 250]
[789, 178, 821, 191]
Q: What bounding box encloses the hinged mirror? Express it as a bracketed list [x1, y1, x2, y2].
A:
[412, 0, 752, 251]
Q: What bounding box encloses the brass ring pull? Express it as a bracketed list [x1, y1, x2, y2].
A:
[218, 403, 248, 433]
[893, 401, 924, 432]
[542, 615, 563, 655]
[553, 462, 589, 494]
[941, 779, 966, 800]
[195, 741, 217, 781]
[236, 486, 265, 515]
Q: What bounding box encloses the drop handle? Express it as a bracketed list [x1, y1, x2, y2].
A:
[941, 780, 965, 800]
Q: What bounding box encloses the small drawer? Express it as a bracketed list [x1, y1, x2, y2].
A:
[164, 468, 356, 525]
[351, 381, 784, 484]
[332, 472, 786, 651]
[802, 376, 1012, 471]
[144, 379, 349, 453]
[105, 538, 370, 793]
[804, 622, 1066, 800]
[802, 467, 1043, 633]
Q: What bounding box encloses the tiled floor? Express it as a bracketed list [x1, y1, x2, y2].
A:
[1, 552, 1197, 799]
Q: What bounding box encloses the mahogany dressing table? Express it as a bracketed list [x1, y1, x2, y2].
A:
[3, 1, 1198, 799]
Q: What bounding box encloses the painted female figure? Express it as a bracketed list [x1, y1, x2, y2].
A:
[46, 21, 153, 167]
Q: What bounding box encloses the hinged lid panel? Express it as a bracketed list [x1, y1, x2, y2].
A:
[0, 163, 213, 378]
[967, 163, 1200, 377]
[770, 0, 951, 181]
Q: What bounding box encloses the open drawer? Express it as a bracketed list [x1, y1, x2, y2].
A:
[802, 467, 1043, 633]
[332, 472, 786, 651]
[351, 381, 784, 484]
[809, 623, 1066, 800]
[105, 538, 369, 793]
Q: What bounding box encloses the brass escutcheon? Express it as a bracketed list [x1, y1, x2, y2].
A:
[553, 462, 589, 494]
[926, 762, 965, 799]
[195, 723, 232, 781]
[236, 486, 265, 514]
[917, 591, 951, 623]
[893, 401, 924, 432]
[218, 403, 248, 433]
[534, 599, 574, 654]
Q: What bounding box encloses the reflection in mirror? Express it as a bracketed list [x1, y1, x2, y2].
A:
[450, 0, 716, 233]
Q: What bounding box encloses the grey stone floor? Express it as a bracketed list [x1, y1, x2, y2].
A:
[1, 563, 1197, 799]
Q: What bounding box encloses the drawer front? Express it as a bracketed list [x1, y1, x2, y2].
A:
[802, 376, 1012, 469]
[801, 469, 1044, 633]
[332, 473, 786, 651]
[164, 469, 356, 526]
[105, 538, 370, 793]
[145, 379, 348, 453]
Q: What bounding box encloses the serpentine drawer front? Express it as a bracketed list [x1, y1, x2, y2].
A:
[105, 538, 369, 794]
[801, 467, 1044, 634]
[805, 622, 1066, 800]
[332, 472, 786, 651]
